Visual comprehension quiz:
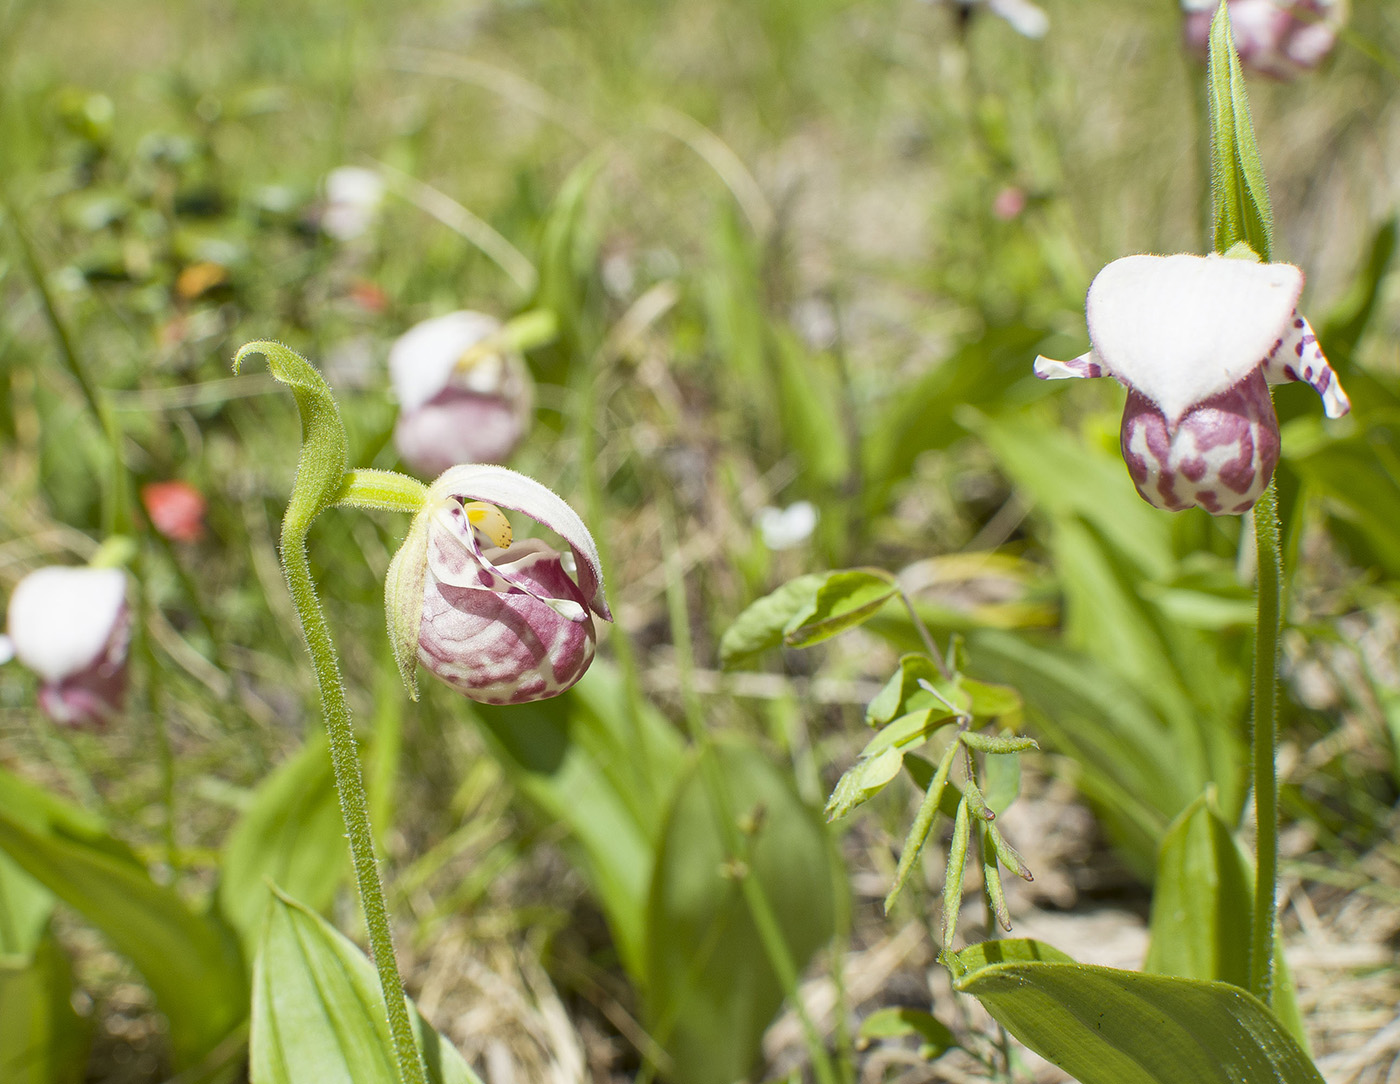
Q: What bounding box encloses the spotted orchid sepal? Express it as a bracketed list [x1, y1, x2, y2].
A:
[385, 464, 611, 705]
[1034, 252, 1350, 515]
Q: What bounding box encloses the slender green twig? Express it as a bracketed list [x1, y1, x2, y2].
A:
[1249, 485, 1282, 1005]
[659, 515, 839, 1084]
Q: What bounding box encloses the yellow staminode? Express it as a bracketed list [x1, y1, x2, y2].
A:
[465, 501, 512, 548]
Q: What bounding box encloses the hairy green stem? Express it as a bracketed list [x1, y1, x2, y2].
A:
[1249, 484, 1281, 1004]
[281, 533, 427, 1084]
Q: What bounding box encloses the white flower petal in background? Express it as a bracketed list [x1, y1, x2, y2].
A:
[986, 0, 1049, 38]
[758, 501, 819, 550]
[8, 566, 126, 682]
[6, 566, 131, 726]
[389, 311, 535, 476]
[0, 634, 14, 666]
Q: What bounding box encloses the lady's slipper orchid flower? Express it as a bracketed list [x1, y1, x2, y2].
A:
[3, 567, 131, 726]
[1035, 253, 1349, 515]
[389, 311, 535, 477]
[385, 465, 611, 705]
[1181, 0, 1342, 80]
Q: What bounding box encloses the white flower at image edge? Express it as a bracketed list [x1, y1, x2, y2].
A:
[3, 566, 130, 726]
[1035, 252, 1349, 515]
[385, 465, 612, 705]
[389, 311, 534, 477]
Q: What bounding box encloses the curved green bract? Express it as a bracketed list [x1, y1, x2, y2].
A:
[1207, 3, 1273, 260]
[233, 341, 349, 545]
[952, 939, 1324, 1084]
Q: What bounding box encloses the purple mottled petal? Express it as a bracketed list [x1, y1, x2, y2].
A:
[418, 533, 596, 705]
[427, 465, 610, 621]
[1119, 369, 1280, 515]
[1260, 312, 1350, 418]
[1033, 350, 1106, 381]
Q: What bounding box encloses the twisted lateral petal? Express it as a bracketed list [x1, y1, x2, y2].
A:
[1085, 254, 1303, 423]
[1262, 313, 1351, 418]
[1033, 349, 1106, 381]
[427, 465, 611, 621]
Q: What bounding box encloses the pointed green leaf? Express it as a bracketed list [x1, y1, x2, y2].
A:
[858, 1007, 957, 1059]
[825, 746, 905, 822]
[251, 888, 483, 1084]
[783, 568, 898, 649]
[1145, 794, 1307, 1049]
[0, 768, 246, 1069]
[952, 939, 1324, 1084]
[865, 655, 949, 727]
[719, 574, 825, 670]
[1207, 3, 1274, 259]
[219, 733, 348, 955]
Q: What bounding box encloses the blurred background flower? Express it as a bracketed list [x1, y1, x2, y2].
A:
[1181, 0, 1343, 78]
[3, 566, 131, 726]
[389, 311, 535, 476]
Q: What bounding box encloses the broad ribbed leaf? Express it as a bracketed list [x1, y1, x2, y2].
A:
[219, 733, 347, 953]
[952, 939, 1323, 1084]
[0, 932, 90, 1084]
[251, 889, 482, 1084]
[0, 768, 245, 1070]
[471, 662, 685, 982]
[644, 741, 839, 1084]
[1145, 795, 1307, 1048]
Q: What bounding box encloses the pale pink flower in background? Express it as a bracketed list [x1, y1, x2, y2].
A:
[389, 311, 535, 478]
[385, 465, 611, 705]
[1035, 253, 1349, 515]
[1181, 0, 1343, 80]
[3, 567, 131, 726]
[993, 186, 1027, 221]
